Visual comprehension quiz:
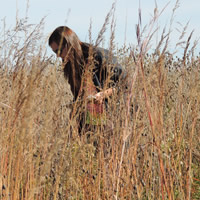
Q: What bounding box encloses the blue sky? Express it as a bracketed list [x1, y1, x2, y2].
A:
[1, 0, 200, 53]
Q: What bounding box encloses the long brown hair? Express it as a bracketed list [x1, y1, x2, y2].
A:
[49, 26, 86, 99]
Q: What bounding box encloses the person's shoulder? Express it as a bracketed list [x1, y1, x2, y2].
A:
[81, 42, 90, 55]
[81, 42, 103, 58]
[96, 46, 109, 55]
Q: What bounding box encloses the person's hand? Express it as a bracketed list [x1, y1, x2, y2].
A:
[94, 88, 115, 103]
[94, 92, 104, 103]
[87, 88, 115, 104]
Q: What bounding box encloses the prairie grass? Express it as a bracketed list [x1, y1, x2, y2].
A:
[0, 1, 200, 199]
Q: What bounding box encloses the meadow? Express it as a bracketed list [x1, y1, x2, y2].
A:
[0, 2, 200, 199]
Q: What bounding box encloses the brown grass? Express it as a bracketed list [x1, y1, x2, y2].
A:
[0, 1, 200, 199]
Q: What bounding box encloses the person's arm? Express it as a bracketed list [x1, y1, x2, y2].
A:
[92, 49, 126, 102]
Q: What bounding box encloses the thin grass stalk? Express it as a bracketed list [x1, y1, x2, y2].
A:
[182, 30, 194, 66]
[186, 115, 197, 200]
[114, 61, 138, 199]
[95, 2, 116, 47]
[135, 7, 173, 199]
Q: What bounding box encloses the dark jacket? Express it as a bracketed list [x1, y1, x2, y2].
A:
[64, 42, 125, 101]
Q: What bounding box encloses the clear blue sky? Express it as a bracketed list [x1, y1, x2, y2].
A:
[1, 0, 200, 53]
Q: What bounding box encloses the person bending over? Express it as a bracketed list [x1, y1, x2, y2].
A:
[48, 26, 125, 134]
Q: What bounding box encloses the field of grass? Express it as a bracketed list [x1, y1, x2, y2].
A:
[0, 1, 200, 200]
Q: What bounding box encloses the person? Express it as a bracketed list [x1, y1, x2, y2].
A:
[48, 26, 126, 135]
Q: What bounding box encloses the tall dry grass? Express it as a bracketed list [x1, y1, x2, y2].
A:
[0, 1, 200, 199]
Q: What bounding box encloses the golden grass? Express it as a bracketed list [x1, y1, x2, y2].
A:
[0, 1, 200, 199]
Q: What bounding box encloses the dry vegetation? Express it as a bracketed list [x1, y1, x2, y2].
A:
[0, 1, 200, 199]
